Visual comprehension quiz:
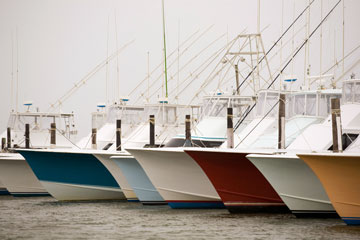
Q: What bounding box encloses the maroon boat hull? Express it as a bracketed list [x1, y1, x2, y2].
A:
[185, 150, 288, 213]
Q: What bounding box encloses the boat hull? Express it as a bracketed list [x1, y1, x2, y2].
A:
[17, 150, 125, 201]
[299, 154, 360, 225]
[94, 153, 138, 202]
[127, 148, 224, 209]
[0, 153, 48, 197]
[246, 154, 337, 218]
[185, 150, 288, 213]
[112, 156, 166, 205]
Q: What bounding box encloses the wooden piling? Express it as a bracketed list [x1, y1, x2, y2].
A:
[184, 115, 192, 147]
[1, 138, 6, 151]
[235, 64, 240, 94]
[116, 120, 121, 151]
[7, 127, 11, 148]
[331, 98, 342, 152]
[149, 115, 155, 147]
[278, 93, 286, 149]
[227, 108, 234, 148]
[25, 123, 30, 149]
[50, 123, 56, 148]
[92, 128, 97, 150]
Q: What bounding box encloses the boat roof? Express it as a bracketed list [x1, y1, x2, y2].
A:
[9, 111, 74, 117]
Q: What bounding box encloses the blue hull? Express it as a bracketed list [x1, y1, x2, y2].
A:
[12, 192, 51, 197]
[0, 188, 10, 195]
[17, 150, 120, 191]
[113, 157, 165, 204]
[168, 201, 225, 209]
[343, 217, 360, 225]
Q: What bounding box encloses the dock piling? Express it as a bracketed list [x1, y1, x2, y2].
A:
[7, 127, 11, 149]
[184, 115, 192, 147]
[331, 98, 342, 152]
[116, 120, 121, 151]
[92, 128, 97, 150]
[25, 123, 30, 149]
[278, 94, 286, 149]
[149, 115, 155, 147]
[50, 123, 56, 149]
[227, 108, 234, 148]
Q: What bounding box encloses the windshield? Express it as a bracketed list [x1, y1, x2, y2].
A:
[256, 92, 279, 117]
[106, 105, 145, 125]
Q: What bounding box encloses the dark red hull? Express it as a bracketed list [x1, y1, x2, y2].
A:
[185, 150, 288, 213]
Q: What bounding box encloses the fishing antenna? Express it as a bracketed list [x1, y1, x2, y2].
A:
[235, 0, 315, 94]
[234, 0, 342, 131]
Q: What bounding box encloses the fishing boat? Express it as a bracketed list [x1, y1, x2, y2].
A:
[16, 102, 146, 201]
[246, 80, 360, 217]
[0, 107, 77, 196]
[298, 152, 360, 225]
[127, 94, 254, 208]
[296, 80, 360, 224]
[185, 88, 342, 213]
[97, 102, 200, 204]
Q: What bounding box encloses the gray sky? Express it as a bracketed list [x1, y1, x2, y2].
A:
[1, 0, 359, 139]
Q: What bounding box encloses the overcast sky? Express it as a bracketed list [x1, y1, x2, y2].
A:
[0, 0, 359, 139]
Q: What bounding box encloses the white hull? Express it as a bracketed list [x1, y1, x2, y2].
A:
[41, 180, 125, 201]
[94, 153, 138, 201]
[247, 153, 336, 216]
[127, 148, 221, 205]
[0, 153, 47, 196]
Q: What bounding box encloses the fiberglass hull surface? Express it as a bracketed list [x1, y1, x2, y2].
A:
[17, 149, 126, 201]
[112, 156, 166, 205]
[299, 153, 360, 225]
[94, 153, 138, 202]
[185, 150, 288, 213]
[0, 153, 48, 196]
[126, 148, 224, 209]
[246, 154, 336, 217]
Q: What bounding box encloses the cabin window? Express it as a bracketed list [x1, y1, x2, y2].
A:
[102, 143, 113, 150]
[294, 95, 305, 115]
[305, 94, 317, 116]
[355, 82, 360, 102]
[343, 82, 354, 103]
[328, 133, 359, 151]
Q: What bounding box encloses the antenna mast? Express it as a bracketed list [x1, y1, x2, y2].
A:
[106, 15, 110, 105]
[16, 27, 19, 113]
[342, 0, 345, 74]
[147, 51, 150, 103]
[162, 0, 169, 99]
[114, 9, 120, 101]
[257, 0, 261, 34]
[11, 32, 14, 111]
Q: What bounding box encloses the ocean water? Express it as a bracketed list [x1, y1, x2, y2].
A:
[0, 196, 359, 240]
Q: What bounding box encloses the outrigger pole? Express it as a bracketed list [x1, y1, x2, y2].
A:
[162, 0, 169, 98]
[234, 0, 342, 131]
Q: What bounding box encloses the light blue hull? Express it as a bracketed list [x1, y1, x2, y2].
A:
[113, 156, 166, 205]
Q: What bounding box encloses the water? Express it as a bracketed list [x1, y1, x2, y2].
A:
[1, 196, 360, 240]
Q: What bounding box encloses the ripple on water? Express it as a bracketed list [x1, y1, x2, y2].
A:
[0, 196, 359, 240]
